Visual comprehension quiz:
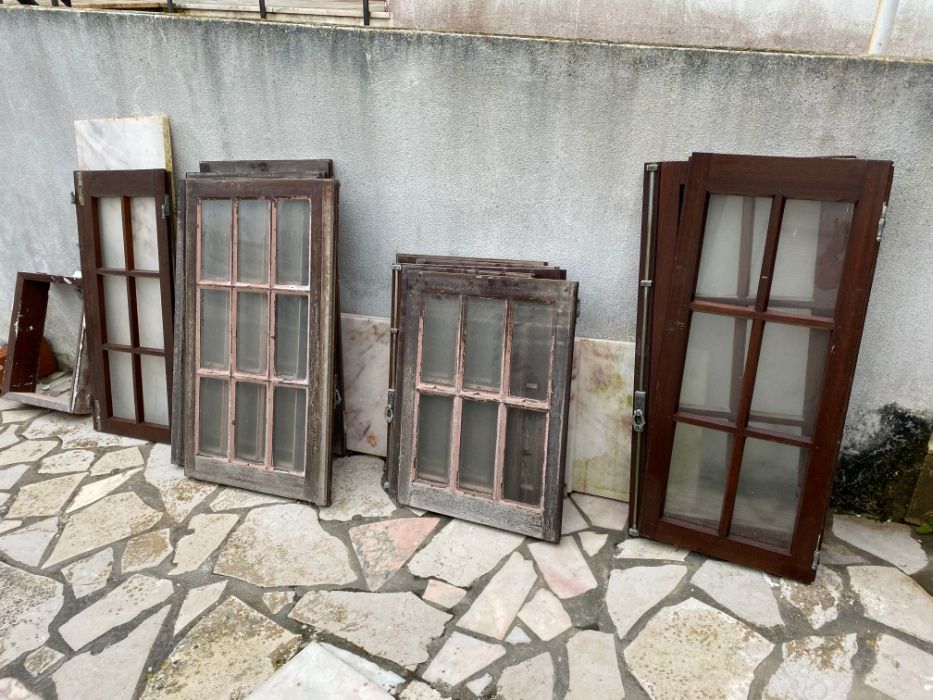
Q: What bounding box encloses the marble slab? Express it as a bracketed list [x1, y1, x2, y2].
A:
[340, 314, 390, 457]
[74, 116, 172, 172]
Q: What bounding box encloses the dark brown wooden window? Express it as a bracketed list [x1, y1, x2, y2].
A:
[396, 270, 577, 540]
[631, 153, 893, 582]
[183, 174, 339, 505]
[74, 169, 175, 442]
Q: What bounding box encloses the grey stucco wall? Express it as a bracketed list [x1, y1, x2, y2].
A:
[0, 8, 931, 431]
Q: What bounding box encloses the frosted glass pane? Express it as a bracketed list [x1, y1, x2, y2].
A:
[107, 351, 135, 420]
[237, 199, 270, 283]
[458, 400, 498, 494]
[130, 196, 159, 270]
[236, 293, 268, 375]
[421, 294, 459, 386]
[679, 312, 750, 422]
[273, 386, 306, 473]
[695, 195, 772, 305]
[98, 197, 125, 268]
[136, 277, 164, 350]
[503, 408, 546, 506]
[463, 298, 504, 390]
[274, 294, 308, 380]
[102, 275, 132, 345]
[731, 439, 805, 549]
[509, 302, 553, 401]
[416, 394, 452, 483]
[141, 354, 168, 426]
[198, 377, 228, 456]
[199, 289, 229, 371]
[769, 200, 853, 316]
[200, 199, 231, 281]
[663, 423, 732, 530]
[235, 382, 266, 463]
[276, 199, 310, 286]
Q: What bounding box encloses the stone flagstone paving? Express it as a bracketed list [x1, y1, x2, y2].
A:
[0, 409, 930, 699]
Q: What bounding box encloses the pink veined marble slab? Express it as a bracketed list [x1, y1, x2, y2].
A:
[341, 314, 390, 457]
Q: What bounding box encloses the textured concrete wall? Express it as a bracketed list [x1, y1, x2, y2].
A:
[0, 8, 931, 433]
[391, 0, 933, 59]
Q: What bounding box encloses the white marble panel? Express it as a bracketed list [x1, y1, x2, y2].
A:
[75, 116, 172, 171]
[341, 314, 390, 457]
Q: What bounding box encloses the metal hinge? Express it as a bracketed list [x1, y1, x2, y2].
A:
[384, 389, 395, 423]
[93, 398, 101, 430]
[161, 194, 171, 219]
[640, 279, 653, 288]
[628, 527, 640, 538]
[875, 203, 888, 242]
[645, 163, 660, 172]
[391, 263, 402, 272]
[812, 548, 821, 570]
[389, 327, 399, 336]
[632, 390, 647, 433]
[75, 172, 85, 206]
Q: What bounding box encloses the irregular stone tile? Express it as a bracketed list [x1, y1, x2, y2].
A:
[779, 567, 845, 629]
[143, 597, 300, 699]
[423, 579, 467, 609]
[505, 627, 532, 644]
[23, 413, 144, 450]
[38, 450, 95, 475]
[0, 518, 57, 567]
[819, 536, 867, 565]
[121, 528, 172, 573]
[318, 455, 396, 521]
[832, 514, 927, 574]
[59, 574, 173, 650]
[565, 630, 625, 700]
[571, 493, 628, 530]
[0, 398, 21, 411]
[320, 643, 405, 693]
[0, 678, 41, 699]
[2, 409, 42, 423]
[350, 517, 440, 590]
[208, 487, 284, 511]
[518, 589, 572, 641]
[579, 531, 608, 556]
[7, 473, 83, 518]
[0, 426, 18, 450]
[61, 548, 114, 598]
[866, 633, 933, 699]
[214, 504, 356, 587]
[0, 560, 64, 666]
[691, 559, 783, 627]
[497, 652, 554, 700]
[45, 492, 163, 568]
[762, 634, 857, 700]
[615, 538, 688, 561]
[67, 468, 142, 513]
[401, 680, 449, 700]
[0, 492, 7, 507]
[0, 519, 21, 535]
[24, 645, 64, 676]
[466, 673, 492, 696]
[527, 536, 597, 599]
[250, 642, 393, 700]
[458, 552, 537, 640]
[562, 498, 587, 534]
[174, 581, 227, 634]
[261, 591, 295, 615]
[169, 513, 238, 575]
[422, 632, 505, 686]
[0, 439, 56, 467]
[144, 444, 215, 521]
[0, 464, 30, 490]
[625, 598, 773, 700]
[90, 446, 145, 476]
[848, 565, 933, 644]
[290, 591, 451, 667]
[408, 507, 427, 516]
[408, 520, 524, 587]
[54, 606, 169, 700]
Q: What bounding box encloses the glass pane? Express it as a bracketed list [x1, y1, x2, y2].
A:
[695, 195, 772, 306]
[421, 294, 459, 385]
[663, 423, 732, 530]
[731, 438, 805, 549]
[276, 199, 310, 286]
[98, 197, 125, 268]
[236, 199, 270, 284]
[463, 298, 505, 390]
[140, 354, 168, 426]
[102, 275, 132, 345]
[415, 394, 452, 483]
[749, 323, 830, 436]
[509, 302, 553, 401]
[769, 200, 853, 316]
[200, 199, 232, 281]
[236, 293, 268, 375]
[198, 377, 228, 456]
[130, 196, 159, 271]
[503, 408, 546, 506]
[234, 382, 266, 463]
[274, 294, 308, 380]
[458, 400, 498, 494]
[107, 351, 135, 420]
[273, 386, 306, 473]
[678, 312, 750, 422]
[136, 277, 164, 350]
[199, 290, 229, 371]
